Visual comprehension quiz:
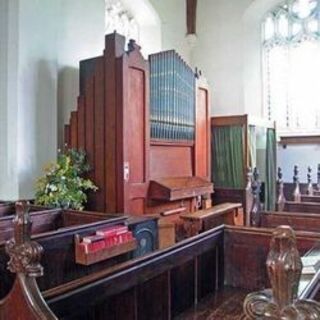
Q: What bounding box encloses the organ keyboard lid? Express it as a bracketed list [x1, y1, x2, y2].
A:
[149, 177, 213, 201]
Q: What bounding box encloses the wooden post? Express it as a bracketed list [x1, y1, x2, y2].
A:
[307, 166, 314, 196]
[245, 167, 253, 226]
[317, 164, 320, 191]
[250, 168, 262, 227]
[292, 165, 301, 202]
[1, 202, 57, 320]
[276, 167, 286, 212]
[244, 226, 320, 319]
[186, 0, 197, 35]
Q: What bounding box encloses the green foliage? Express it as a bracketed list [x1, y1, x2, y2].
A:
[35, 149, 98, 210]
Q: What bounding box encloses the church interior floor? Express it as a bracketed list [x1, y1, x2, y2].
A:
[174, 287, 248, 320]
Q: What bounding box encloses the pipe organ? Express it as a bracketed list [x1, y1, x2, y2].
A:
[65, 33, 212, 243]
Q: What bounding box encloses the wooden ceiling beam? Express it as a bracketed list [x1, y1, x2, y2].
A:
[186, 0, 197, 35]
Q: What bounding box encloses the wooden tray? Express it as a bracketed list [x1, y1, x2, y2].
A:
[75, 234, 137, 266]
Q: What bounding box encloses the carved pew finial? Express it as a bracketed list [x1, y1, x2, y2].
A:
[3, 202, 57, 319]
[244, 226, 320, 319]
[245, 167, 253, 226]
[277, 167, 286, 212]
[6, 202, 43, 277]
[317, 164, 320, 191]
[250, 167, 262, 227]
[307, 166, 314, 196]
[127, 39, 141, 53]
[293, 165, 301, 202]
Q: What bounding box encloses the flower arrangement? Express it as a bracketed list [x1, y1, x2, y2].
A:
[35, 149, 98, 210]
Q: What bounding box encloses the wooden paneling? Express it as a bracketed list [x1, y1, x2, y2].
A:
[93, 58, 106, 212]
[64, 124, 70, 148]
[197, 249, 218, 299]
[261, 211, 320, 232]
[85, 77, 95, 182]
[195, 87, 210, 179]
[150, 145, 193, 179]
[171, 261, 195, 317]
[137, 273, 170, 320]
[224, 226, 319, 291]
[124, 66, 148, 214]
[126, 68, 145, 184]
[77, 96, 85, 150]
[70, 111, 78, 149]
[105, 34, 123, 213]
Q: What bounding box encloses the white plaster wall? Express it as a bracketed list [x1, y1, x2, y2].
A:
[242, 0, 283, 117]
[190, 0, 320, 182]
[189, 0, 283, 117]
[150, 0, 191, 63]
[57, 0, 105, 147]
[192, 0, 253, 116]
[278, 144, 320, 183]
[0, 0, 59, 199]
[16, 0, 60, 198]
[0, 0, 20, 199]
[0, 0, 10, 198]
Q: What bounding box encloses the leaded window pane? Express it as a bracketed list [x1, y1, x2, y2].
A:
[262, 0, 320, 133]
[278, 13, 289, 38]
[264, 16, 275, 41]
[105, 0, 139, 44]
[292, 0, 317, 19]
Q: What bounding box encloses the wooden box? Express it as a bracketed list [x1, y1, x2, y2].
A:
[75, 234, 137, 266]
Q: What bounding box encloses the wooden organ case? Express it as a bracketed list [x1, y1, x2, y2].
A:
[64, 33, 212, 242]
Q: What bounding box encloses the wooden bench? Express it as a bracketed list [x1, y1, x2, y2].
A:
[248, 169, 320, 230]
[180, 202, 242, 236]
[1, 209, 320, 319]
[277, 167, 320, 213]
[260, 211, 320, 232]
[0, 203, 158, 299]
[301, 194, 320, 203]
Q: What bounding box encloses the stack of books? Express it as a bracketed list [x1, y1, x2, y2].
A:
[79, 225, 134, 254]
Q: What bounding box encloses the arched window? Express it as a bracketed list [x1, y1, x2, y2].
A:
[105, 0, 139, 43]
[262, 0, 320, 133]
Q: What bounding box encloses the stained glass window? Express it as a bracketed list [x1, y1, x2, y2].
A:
[262, 0, 320, 133]
[105, 0, 139, 43]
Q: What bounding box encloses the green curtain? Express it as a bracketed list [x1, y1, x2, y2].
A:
[212, 125, 245, 188]
[265, 128, 277, 210]
[248, 125, 256, 170]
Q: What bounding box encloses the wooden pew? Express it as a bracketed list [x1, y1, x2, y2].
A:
[277, 167, 320, 214]
[1, 206, 320, 319]
[0, 203, 158, 300]
[179, 202, 242, 236]
[0, 201, 46, 217]
[260, 211, 320, 232]
[247, 168, 320, 232]
[0, 206, 124, 243]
